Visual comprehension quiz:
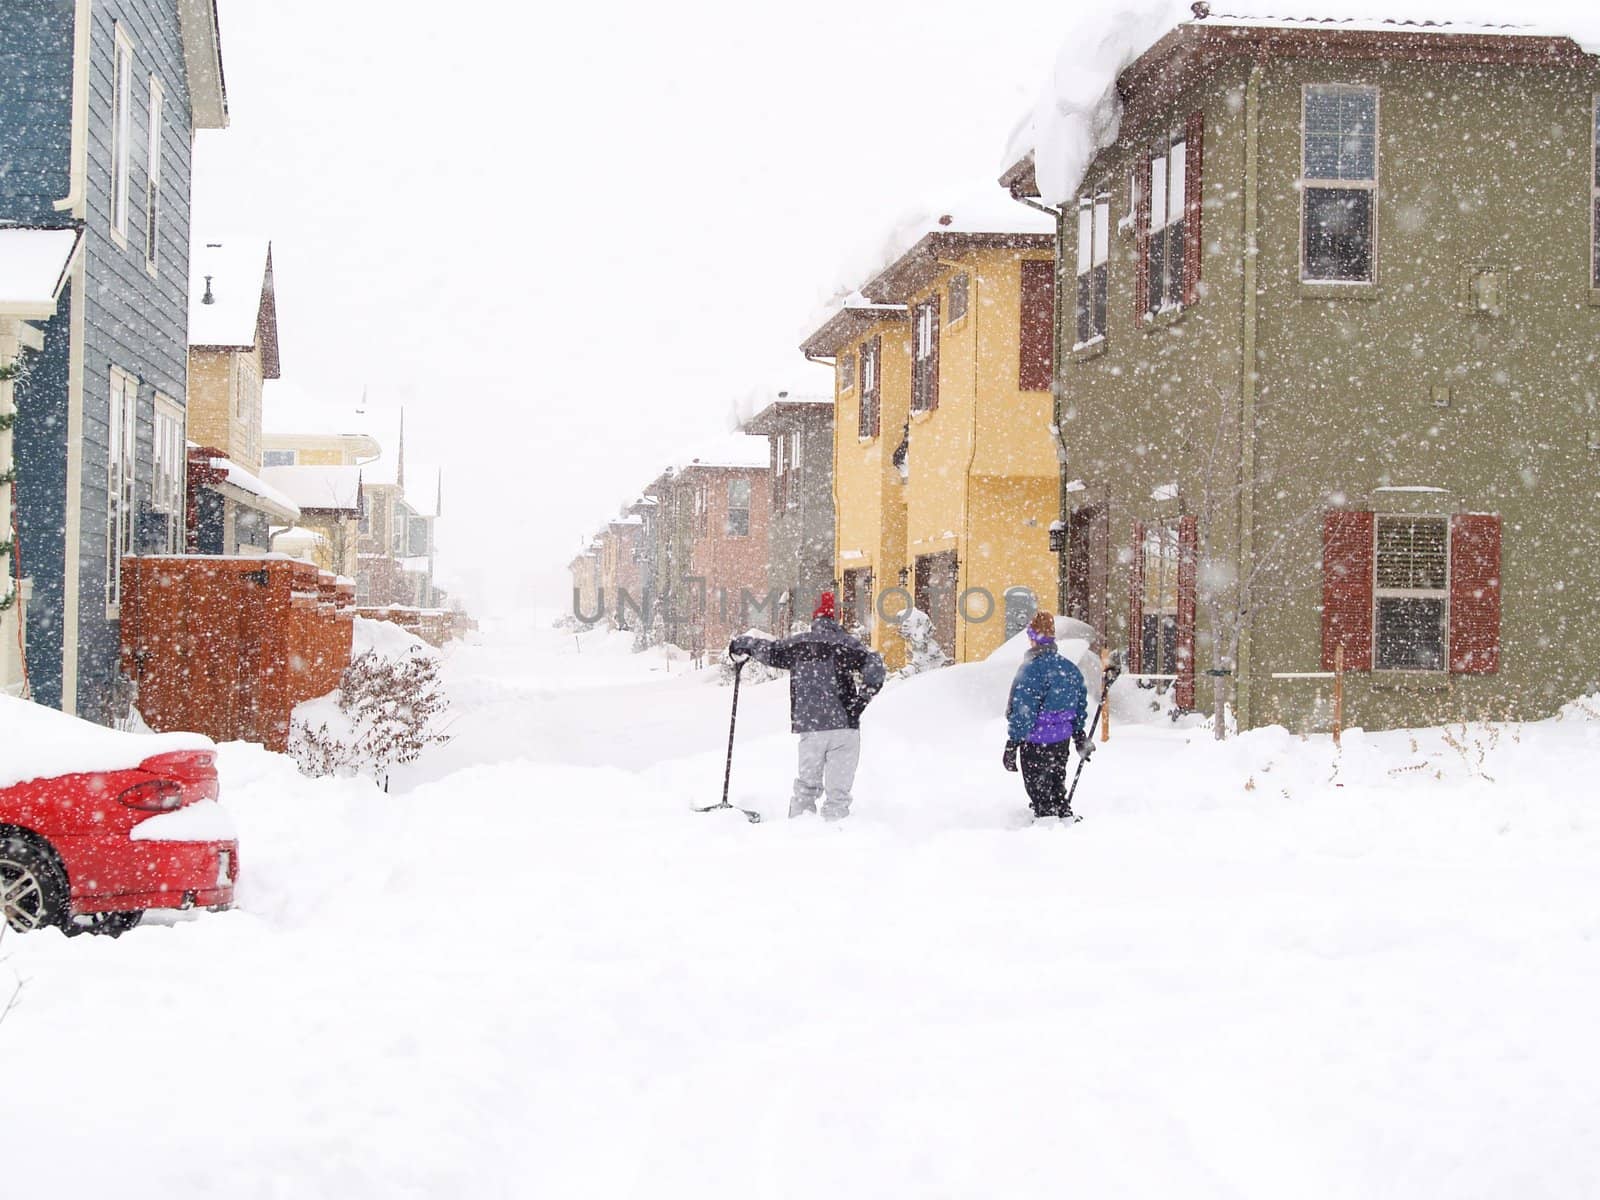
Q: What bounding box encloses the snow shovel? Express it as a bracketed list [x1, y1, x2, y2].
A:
[695, 654, 762, 823]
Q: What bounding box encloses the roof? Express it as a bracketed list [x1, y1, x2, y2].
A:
[800, 294, 908, 359]
[177, 0, 228, 129]
[259, 464, 364, 512]
[261, 381, 384, 453]
[1009, 1, 1600, 206]
[742, 394, 834, 436]
[674, 432, 772, 473]
[189, 238, 280, 377]
[205, 453, 300, 523]
[0, 227, 83, 318]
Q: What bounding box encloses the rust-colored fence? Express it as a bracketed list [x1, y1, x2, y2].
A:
[121, 557, 354, 752]
[354, 606, 456, 648]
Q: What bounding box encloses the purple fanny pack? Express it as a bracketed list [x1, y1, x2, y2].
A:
[1028, 708, 1077, 745]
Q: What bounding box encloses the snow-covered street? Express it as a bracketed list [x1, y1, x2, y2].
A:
[5, 622, 1599, 1198]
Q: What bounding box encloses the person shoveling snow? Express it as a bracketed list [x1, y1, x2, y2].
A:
[729, 592, 886, 821]
[1003, 611, 1092, 823]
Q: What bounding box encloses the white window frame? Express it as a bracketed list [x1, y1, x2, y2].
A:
[1074, 184, 1111, 348]
[151, 393, 185, 553]
[262, 448, 296, 467]
[911, 296, 938, 413]
[111, 27, 134, 245]
[1300, 83, 1379, 284]
[726, 478, 751, 537]
[946, 271, 970, 325]
[106, 367, 139, 612]
[1372, 514, 1450, 673]
[145, 75, 163, 275]
[1144, 130, 1187, 315]
[838, 350, 856, 394]
[1141, 521, 1181, 676]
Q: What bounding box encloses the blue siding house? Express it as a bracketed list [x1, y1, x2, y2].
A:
[1, 0, 227, 720]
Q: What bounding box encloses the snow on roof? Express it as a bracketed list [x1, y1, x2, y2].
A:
[0, 227, 81, 316]
[207, 453, 300, 521]
[260, 464, 363, 511]
[0, 694, 213, 791]
[1017, 1, 1600, 206]
[262, 380, 382, 444]
[676, 432, 771, 472]
[188, 237, 270, 348]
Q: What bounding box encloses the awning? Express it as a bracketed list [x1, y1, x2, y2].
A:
[0, 227, 83, 319]
[207, 454, 301, 524]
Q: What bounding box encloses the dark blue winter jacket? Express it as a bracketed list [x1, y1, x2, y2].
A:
[730, 619, 887, 733]
[1006, 645, 1087, 745]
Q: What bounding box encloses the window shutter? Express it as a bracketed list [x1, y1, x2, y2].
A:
[1133, 160, 1151, 324]
[1175, 514, 1198, 709]
[1182, 110, 1204, 306]
[1018, 259, 1054, 392]
[927, 292, 940, 411]
[1127, 520, 1146, 674]
[1321, 510, 1374, 671]
[1449, 513, 1501, 674]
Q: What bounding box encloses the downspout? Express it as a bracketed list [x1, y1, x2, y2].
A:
[1237, 60, 1263, 728]
[53, 0, 92, 217]
[1009, 191, 1068, 615]
[936, 256, 982, 660]
[805, 350, 843, 615]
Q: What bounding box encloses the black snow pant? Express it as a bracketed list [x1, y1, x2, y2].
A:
[1019, 740, 1072, 819]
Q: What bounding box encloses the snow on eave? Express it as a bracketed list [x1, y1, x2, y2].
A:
[206, 454, 301, 522]
[799, 294, 910, 359]
[1019, 1, 1600, 207]
[0, 226, 83, 318]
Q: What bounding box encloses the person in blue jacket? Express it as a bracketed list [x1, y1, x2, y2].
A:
[1004, 611, 1092, 821]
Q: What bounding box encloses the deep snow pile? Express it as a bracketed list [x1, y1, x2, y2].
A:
[2, 621, 1598, 1198]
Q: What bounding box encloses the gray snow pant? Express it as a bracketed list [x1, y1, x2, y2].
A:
[792, 729, 861, 820]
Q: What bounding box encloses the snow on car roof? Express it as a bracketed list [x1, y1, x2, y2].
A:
[0, 695, 214, 792]
[1014, 0, 1600, 205]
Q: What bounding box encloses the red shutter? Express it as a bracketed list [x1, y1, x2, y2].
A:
[1133, 160, 1151, 325]
[927, 292, 940, 411]
[1321, 510, 1374, 671]
[1449, 514, 1501, 674]
[1127, 520, 1145, 674]
[1175, 514, 1197, 709]
[1018, 259, 1053, 392]
[1182, 110, 1204, 307]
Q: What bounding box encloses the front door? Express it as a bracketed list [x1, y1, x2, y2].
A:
[1066, 503, 1109, 639]
[914, 550, 959, 658]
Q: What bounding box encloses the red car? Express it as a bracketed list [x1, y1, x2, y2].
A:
[0, 711, 238, 936]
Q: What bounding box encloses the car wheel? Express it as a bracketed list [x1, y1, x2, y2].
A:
[68, 910, 143, 938]
[0, 835, 69, 934]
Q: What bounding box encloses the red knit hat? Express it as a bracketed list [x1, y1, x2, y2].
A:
[813, 591, 836, 620]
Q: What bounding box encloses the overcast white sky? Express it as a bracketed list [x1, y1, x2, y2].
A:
[191, 1, 1073, 614]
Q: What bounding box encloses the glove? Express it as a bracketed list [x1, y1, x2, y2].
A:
[1073, 729, 1094, 760]
[1002, 741, 1019, 773]
[727, 636, 753, 660]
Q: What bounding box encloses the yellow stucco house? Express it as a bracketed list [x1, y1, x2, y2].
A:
[801, 202, 1059, 667]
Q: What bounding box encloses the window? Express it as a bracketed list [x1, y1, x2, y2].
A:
[1145, 130, 1187, 313]
[106, 367, 138, 608]
[1592, 96, 1599, 289]
[111, 29, 133, 241]
[842, 567, 874, 637]
[263, 448, 296, 467]
[911, 294, 940, 412]
[1018, 259, 1054, 391]
[1302, 84, 1377, 282]
[773, 429, 801, 512]
[947, 272, 969, 323]
[1374, 515, 1447, 670]
[145, 76, 163, 273]
[838, 351, 855, 393]
[726, 478, 750, 536]
[151, 394, 184, 553]
[408, 516, 430, 557]
[858, 336, 880, 438]
[1075, 186, 1110, 346]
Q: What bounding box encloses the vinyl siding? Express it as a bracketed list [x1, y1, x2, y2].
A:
[0, 0, 75, 224]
